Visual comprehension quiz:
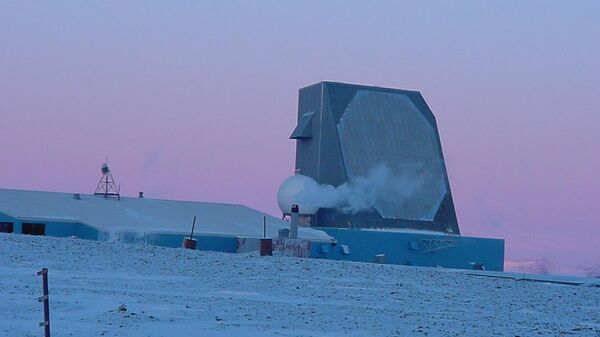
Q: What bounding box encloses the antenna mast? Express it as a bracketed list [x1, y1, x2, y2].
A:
[94, 161, 120, 199]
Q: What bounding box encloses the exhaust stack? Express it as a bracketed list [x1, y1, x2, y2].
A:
[290, 204, 299, 239]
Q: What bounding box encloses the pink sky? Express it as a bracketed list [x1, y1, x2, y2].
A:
[1, 1, 599, 275]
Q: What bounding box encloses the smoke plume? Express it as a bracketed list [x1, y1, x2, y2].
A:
[296, 164, 425, 215]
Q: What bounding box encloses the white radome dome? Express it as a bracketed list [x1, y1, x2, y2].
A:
[277, 174, 320, 215]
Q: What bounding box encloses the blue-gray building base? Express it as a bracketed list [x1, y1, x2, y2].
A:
[1, 212, 504, 271]
[311, 228, 504, 271]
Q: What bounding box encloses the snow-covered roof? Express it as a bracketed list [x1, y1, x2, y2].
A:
[0, 188, 333, 242]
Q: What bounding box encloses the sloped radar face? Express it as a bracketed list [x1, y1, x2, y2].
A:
[336, 90, 447, 221]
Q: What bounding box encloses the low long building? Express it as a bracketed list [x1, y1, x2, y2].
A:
[0, 188, 334, 252]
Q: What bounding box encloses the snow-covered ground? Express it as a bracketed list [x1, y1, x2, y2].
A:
[1, 233, 599, 337]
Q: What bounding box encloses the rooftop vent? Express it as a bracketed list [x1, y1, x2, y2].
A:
[138, 192, 144, 199]
[73, 193, 81, 200]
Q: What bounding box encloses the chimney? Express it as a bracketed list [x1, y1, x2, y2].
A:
[290, 204, 299, 239]
[138, 192, 144, 199]
[73, 193, 81, 200]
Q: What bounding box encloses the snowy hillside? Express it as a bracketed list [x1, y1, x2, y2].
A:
[1, 234, 598, 337]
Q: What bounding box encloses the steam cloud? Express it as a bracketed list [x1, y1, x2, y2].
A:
[507, 258, 557, 275]
[295, 164, 425, 214]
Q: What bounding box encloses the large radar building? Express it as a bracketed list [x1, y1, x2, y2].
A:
[291, 81, 459, 234]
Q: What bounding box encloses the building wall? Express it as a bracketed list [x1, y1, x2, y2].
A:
[0, 211, 244, 253]
[0, 212, 102, 240]
[0, 212, 19, 233]
[145, 232, 238, 252]
[312, 228, 505, 271]
[1, 211, 503, 271]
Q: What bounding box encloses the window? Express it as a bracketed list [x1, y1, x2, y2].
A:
[21, 223, 45, 235]
[0, 222, 13, 233]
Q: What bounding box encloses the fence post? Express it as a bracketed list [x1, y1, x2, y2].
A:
[37, 268, 50, 337]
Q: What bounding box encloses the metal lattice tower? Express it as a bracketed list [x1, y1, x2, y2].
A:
[94, 162, 120, 199]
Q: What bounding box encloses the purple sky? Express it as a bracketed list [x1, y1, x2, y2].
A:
[1, 1, 599, 275]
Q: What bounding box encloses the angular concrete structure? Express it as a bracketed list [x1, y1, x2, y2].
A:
[289, 81, 504, 271]
[291, 81, 459, 234]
